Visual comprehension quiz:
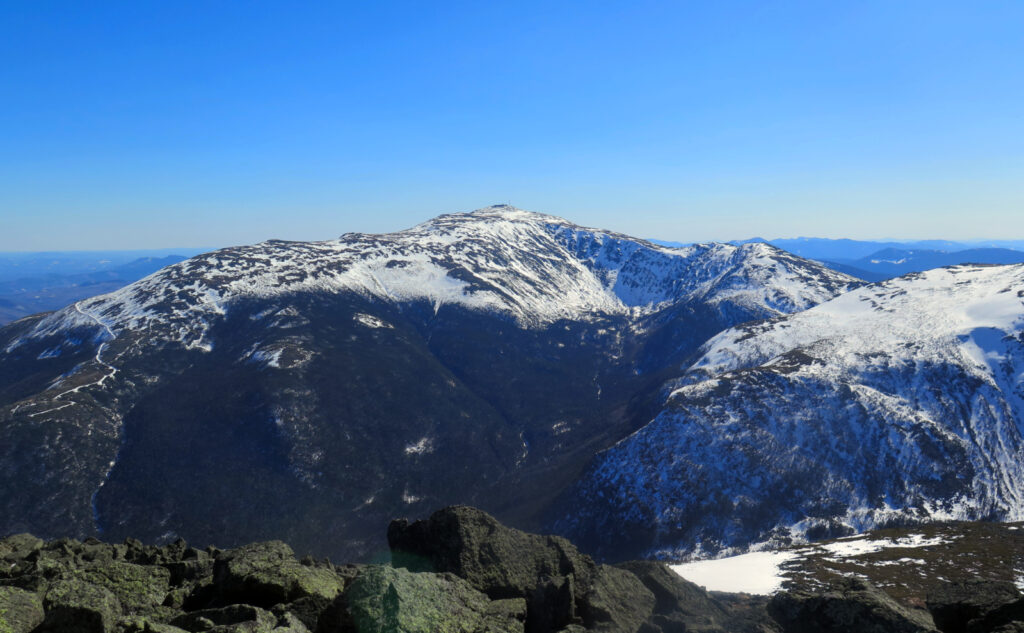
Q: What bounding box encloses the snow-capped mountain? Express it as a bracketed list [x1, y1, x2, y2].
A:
[17, 206, 853, 351]
[556, 264, 1024, 560]
[0, 206, 858, 560]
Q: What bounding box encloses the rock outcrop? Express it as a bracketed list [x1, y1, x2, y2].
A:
[4, 506, 1023, 633]
[2, 507, 771, 633]
[926, 580, 1022, 633]
[769, 578, 938, 633]
[387, 506, 774, 633]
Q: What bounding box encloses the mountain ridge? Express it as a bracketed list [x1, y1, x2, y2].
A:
[0, 206, 859, 561]
[556, 263, 1024, 560]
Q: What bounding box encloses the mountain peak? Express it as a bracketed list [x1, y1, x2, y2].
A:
[0, 208, 866, 562]
[427, 204, 572, 227]
[15, 208, 859, 355]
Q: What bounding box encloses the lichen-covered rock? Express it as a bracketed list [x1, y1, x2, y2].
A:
[486, 599, 528, 625]
[390, 506, 670, 633]
[525, 574, 579, 632]
[926, 579, 1021, 633]
[41, 577, 122, 633]
[0, 586, 44, 633]
[616, 560, 725, 618]
[577, 565, 654, 632]
[212, 541, 345, 608]
[119, 621, 192, 633]
[615, 560, 758, 632]
[340, 565, 523, 633]
[769, 578, 938, 633]
[272, 612, 311, 633]
[391, 506, 695, 633]
[269, 595, 333, 632]
[0, 534, 43, 561]
[389, 506, 598, 600]
[58, 561, 171, 616]
[170, 604, 280, 632]
[163, 550, 214, 586]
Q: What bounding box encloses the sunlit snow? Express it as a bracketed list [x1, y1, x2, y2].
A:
[671, 550, 800, 594]
[671, 533, 953, 595]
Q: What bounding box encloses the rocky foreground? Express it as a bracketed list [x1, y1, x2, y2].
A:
[1, 506, 1022, 633]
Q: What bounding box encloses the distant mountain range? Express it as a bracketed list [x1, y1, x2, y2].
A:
[823, 247, 1024, 282]
[0, 249, 210, 324]
[652, 237, 1024, 282]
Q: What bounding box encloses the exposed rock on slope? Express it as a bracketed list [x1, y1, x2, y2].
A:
[557, 264, 1024, 560]
[0, 207, 858, 560]
[769, 577, 939, 633]
[0, 506, 776, 633]
[7, 506, 1024, 633]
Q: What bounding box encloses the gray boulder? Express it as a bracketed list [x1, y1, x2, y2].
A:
[41, 577, 122, 633]
[927, 579, 1021, 633]
[0, 586, 44, 633]
[389, 506, 656, 633]
[212, 541, 345, 608]
[336, 565, 524, 633]
[769, 578, 937, 633]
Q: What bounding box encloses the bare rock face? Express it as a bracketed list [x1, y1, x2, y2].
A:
[338, 565, 523, 633]
[387, 505, 772, 633]
[389, 505, 600, 598]
[963, 598, 1024, 633]
[212, 541, 345, 608]
[769, 578, 938, 633]
[926, 579, 1021, 633]
[0, 586, 45, 633]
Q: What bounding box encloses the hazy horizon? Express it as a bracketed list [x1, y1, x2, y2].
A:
[3, 225, 1024, 256]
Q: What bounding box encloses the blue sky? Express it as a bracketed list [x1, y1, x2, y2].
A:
[2, 1, 1023, 250]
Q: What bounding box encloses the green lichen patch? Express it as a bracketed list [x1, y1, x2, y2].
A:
[344, 565, 521, 633]
[62, 561, 171, 616]
[214, 541, 345, 608]
[0, 586, 44, 633]
[42, 577, 121, 633]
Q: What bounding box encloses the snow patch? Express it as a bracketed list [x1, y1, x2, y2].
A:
[404, 437, 434, 456]
[671, 533, 953, 595]
[250, 349, 283, 368]
[818, 534, 948, 559]
[354, 313, 393, 329]
[671, 550, 800, 594]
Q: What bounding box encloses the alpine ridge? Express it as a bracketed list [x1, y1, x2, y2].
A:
[556, 264, 1024, 560]
[0, 206, 858, 561]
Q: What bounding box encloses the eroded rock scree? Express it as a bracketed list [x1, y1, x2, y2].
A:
[2, 506, 1022, 633]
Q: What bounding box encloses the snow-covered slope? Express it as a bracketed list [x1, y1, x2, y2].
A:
[557, 264, 1024, 560]
[10, 206, 857, 353]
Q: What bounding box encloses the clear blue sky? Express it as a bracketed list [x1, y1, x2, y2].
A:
[2, 1, 1022, 250]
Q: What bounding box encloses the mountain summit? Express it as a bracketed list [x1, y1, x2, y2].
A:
[20, 205, 854, 348]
